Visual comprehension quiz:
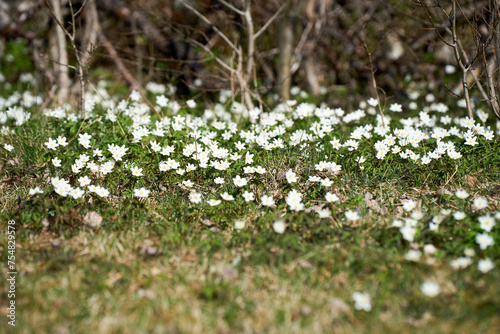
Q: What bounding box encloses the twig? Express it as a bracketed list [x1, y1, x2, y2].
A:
[218, 0, 245, 16]
[449, 0, 474, 120]
[177, 0, 241, 55]
[254, 0, 290, 39]
[67, 116, 103, 145]
[362, 31, 385, 127]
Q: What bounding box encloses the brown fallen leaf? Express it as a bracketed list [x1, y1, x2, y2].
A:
[437, 188, 452, 196]
[221, 266, 238, 280]
[201, 219, 215, 226]
[105, 270, 122, 287]
[329, 298, 350, 318]
[137, 289, 156, 299]
[305, 203, 325, 213]
[83, 211, 103, 227]
[141, 240, 162, 257]
[1, 176, 23, 184]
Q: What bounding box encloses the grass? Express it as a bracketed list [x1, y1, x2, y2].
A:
[1, 87, 500, 333]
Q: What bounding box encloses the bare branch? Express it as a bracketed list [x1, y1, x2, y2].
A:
[255, 0, 289, 39]
[417, 0, 454, 47]
[177, 0, 241, 55]
[73, 0, 88, 18]
[218, 0, 245, 16]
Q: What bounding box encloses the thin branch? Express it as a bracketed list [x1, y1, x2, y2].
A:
[44, 0, 75, 42]
[73, 0, 88, 18]
[418, 0, 454, 47]
[69, 0, 76, 40]
[449, 0, 474, 119]
[218, 0, 245, 16]
[362, 30, 386, 127]
[67, 116, 103, 145]
[41, 54, 77, 71]
[177, 0, 241, 55]
[255, 0, 289, 39]
[99, 32, 140, 90]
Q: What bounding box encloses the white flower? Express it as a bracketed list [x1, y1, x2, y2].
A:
[309, 176, 321, 182]
[221, 192, 234, 201]
[150, 141, 161, 152]
[131, 166, 143, 177]
[429, 222, 439, 231]
[453, 211, 466, 220]
[189, 192, 202, 204]
[244, 166, 255, 174]
[445, 65, 456, 74]
[45, 138, 58, 150]
[78, 133, 92, 149]
[345, 210, 360, 221]
[255, 166, 266, 174]
[476, 232, 494, 250]
[421, 280, 440, 297]
[233, 175, 248, 187]
[410, 210, 425, 220]
[156, 95, 169, 107]
[134, 187, 150, 198]
[389, 103, 402, 112]
[432, 215, 444, 224]
[96, 187, 110, 198]
[402, 200, 417, 211]
[478, 215, 496, 232]
[208, 199, 221, 206]
[182, 180, 194, 188]
[261, 195, 275, 207]
[367, 97, 378, 107]
[55, 184, 72, 197]
[325, 192, 339, 202]
[478, 258, 495, 273]
[78, 176, 91, 187]
[242, 191, 254, 202]
[392, 219, 403, 228]
[69, 187, 85, 199]
[186, 99, 196, 108]
[234, 220, 246, 230]
[273, 220, 286, 234]
[450, 257, 472, 269]
[318, 209, 331, 218]
[321, 178, 333, 187]
[214, 177, 224, 184]
[286, 169, 297, 183]
[473, 197, 488, 210]
[130, 90, 141, 101]
[440, 208, 452, 216]
[57, 136, 68, 146]
[71, 165, 81, 174]
[400, 225, 417, 242]
[352, 292, 372, 311]
[423, 244, 437, 255]
[29, 187, 43, 195]
[464, 248, 475, 257]
[405, 249, 421, 262]
[4, 143, 13, 151]
[455, 189, 469, 199]
[52, 157, 62, 167]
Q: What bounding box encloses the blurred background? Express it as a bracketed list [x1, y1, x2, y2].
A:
[0, 0, 496, 111]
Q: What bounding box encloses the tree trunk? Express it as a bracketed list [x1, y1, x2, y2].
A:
[50, 0, 70, 104]
[305, 54, 320, 95]
[278, 16, 294, 101]
[81, 0, 98, 66]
